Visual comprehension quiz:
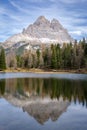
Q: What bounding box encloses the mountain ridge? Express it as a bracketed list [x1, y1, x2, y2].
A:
[2, 16, 74, 50]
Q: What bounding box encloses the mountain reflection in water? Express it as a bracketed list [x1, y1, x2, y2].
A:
[0, 78, 87, 124]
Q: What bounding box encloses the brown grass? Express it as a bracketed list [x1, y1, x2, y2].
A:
[1, 68, 87, 74]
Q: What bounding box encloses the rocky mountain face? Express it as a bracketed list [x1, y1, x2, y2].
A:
[23, 16, 72, 41]
[3, 16, 74, 50]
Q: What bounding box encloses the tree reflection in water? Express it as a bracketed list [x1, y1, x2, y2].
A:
[0, 78, 87, 124]
[0, 78, 87, 106]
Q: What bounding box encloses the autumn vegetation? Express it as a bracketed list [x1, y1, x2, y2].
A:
[0, 38, 87, 73]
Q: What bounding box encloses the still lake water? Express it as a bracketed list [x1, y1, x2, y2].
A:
[0, 72, 87, 130]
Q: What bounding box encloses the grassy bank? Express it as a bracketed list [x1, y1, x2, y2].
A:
[0, 68, 86, 74]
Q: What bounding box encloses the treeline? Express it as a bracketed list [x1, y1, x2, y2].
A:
[0, 38, 87, 71]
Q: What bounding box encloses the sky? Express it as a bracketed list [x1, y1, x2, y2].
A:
[0, 0, 87, 42]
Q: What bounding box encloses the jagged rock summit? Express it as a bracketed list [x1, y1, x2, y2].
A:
[3, 16, 74, 49]
[23, 16, 73, 41]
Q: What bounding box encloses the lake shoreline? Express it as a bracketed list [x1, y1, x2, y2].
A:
[0, 68, 87, 74]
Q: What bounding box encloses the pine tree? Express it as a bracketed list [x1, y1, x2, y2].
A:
[0, 48, 6, 70]
[62, 44, 73, 69]
[36, 49, 40, 67]
[56, 44, 62, 69]
[42, 48, 50, 68]
[51, 44, 57, 69]
[83, 43, 87, 68]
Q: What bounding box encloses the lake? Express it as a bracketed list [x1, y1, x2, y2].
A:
[0, 72, 87, 130]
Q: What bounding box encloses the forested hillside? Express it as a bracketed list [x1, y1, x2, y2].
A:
[1, 38, 86, 71]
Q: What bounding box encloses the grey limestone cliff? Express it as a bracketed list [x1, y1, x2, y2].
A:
[3, 16, 74, 49]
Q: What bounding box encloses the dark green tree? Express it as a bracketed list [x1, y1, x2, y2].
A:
[83, 43, 87, 68]
[42, 48, 51, 68]
[62, 43, 73, 69]
[16, 55, 23, 68]
[36, 49, 40, 67]
[51, 44, 57, 69]
[56, 44, 62, 69]
[0, 48, 6, 70]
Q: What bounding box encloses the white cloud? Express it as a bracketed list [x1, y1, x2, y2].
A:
[59, 0, 87, 4]
[70, 31, 82, 36]
[0, 0, 87, 41]
[9, 0, 29, 14]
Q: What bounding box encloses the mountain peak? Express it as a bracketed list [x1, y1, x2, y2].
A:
[51, 18, 63, 30]
[3, 16, 74, 49]
[36, 16, 47, 21]
[34, 16, 50, 26]
[51, 18, 59, 23]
